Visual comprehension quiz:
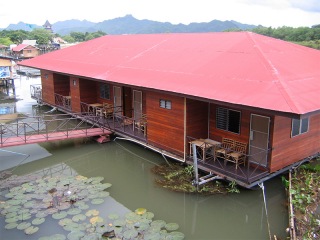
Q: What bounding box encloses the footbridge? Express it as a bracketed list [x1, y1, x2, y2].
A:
[0, 113, 111, 148]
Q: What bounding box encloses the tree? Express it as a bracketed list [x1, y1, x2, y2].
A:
[70, 32, 86, 42]
[29, 28, 53, 45]
[63, 35, 75, 43]
[0, 37, 13, 46]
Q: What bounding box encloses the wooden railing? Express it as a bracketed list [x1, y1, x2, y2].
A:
[54, 93, 71, 110]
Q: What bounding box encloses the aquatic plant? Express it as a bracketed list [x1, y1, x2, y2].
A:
[0, 174, 185, 239]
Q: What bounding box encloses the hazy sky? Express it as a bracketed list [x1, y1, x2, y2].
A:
[0, 0, 319, 29]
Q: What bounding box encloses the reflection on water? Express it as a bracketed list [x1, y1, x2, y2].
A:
[0, 76, 289, 239]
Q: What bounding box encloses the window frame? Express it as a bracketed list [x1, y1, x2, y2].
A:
[291, 117, 309, 137]
[216, 107, 241, 134]
[99, 83, 110, 100]
[159, 99, 172, 110]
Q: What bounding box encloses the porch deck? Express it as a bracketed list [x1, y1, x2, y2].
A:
[186, 156, 269, 187]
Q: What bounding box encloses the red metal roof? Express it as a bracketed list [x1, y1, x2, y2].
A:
[19, 32, 320, 115]
[12, 44, 29, 51]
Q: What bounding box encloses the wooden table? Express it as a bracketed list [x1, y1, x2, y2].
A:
[88, 103, 103, 114]
[189, 138, 220, 161]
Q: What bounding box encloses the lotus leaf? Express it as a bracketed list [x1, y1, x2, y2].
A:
[46, 208, 59, 215]
[151, 220, 166, 228]
[6, 199, 21, 205]
[108, 213, 119, 220]
[143, 232, 161, 240]
[6, 212, 17, 218]
[20, 208, 30, 214]
[6, 205, 21, 212]
[32, 217, 45, 225]
[67, 208, 81, 215]
[67, 231, 85, 240]
[63, 222, 81, 232]
[5, 192, 15, 198]
[30, 209, 38, 214]
[24, 225, 39, 235]
[137, 222, 150, 231]
[5, 216, 18, 223]
[17, 212, 31, 220]
[85, 209, 99, 217]
[91, 198, 104, 205]
[125, 212, 140, 221]
[24, 200, 37, 208]
[36, 211, 48, 218]
[5, 222, 18, 229]
[52, 211, 68, 219]
[91, 176, 104, 182]
[143, 212, 155, 220]
[17, 221, 31, 230]
[82, 233, 101, 240]
[114, 226, 123, 235]
[122, 228, 138, 239]
[72, 214, 86, 222]
[168, 231, 185, 240]
[135, 207, 147, 215]
[165, 223, 179, 231]
[58, 218, 73, 226]
[45, 233, 67, 240]
[75, 175, 87, 181]
[90, 216, 104, 224]
[113, 219, 126, 227]
[1, 209, 8, 215]
[97, 191, 110, 198]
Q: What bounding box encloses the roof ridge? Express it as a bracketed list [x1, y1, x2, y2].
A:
[246, 32, 300, 114]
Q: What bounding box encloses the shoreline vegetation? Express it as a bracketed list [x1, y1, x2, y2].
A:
[283, 158, 320, 240]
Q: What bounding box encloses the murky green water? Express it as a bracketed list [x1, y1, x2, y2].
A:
[0, 77, 289, 239]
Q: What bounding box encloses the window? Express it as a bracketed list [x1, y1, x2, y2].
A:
[291, 118, 309, 137]
[216, 107, 241, 134]
[100, 83, 110, 99]
[160, 99, 171, 109]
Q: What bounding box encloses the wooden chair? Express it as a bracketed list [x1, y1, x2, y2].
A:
[214, 138, 235, 161]
[96, 103, 113, 119]
[135, 114, 147, 135]
[225, 141, 247, 169]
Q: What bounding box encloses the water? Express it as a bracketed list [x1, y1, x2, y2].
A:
[0, 76, 289, 240]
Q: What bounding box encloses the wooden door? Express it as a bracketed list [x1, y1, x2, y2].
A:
[249, 114, 270, 167]
[133, 90, 142, 120]
[113, 86, 122, 116]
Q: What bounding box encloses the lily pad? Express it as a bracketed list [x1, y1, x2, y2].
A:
[5, 212, 17, 218]
[122, 229, 138, 239]
[168, 231, 185, 240]
[52, 211, 68, 219]
[135, 207, 147, 215]
[67, 231, 85, 240]
[5, 222, 18, 229]
[17, 212, 31, 220]
[58, 218, 73, 226]
[90, 216, 104, 224]
[32, 217, 45, 225]
[36, 211, 48, 218]
[165, 223, 179, 231]
[17, 221, 31, 230]
[151, 220, 166, 228]
[25, 226, 39, 235]
[85, 209, 99, 217]
[72, 214, 86, 222]
[143, 212, 155, 220]
[67, 208, 81, 215]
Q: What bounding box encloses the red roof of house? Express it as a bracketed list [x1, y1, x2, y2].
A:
[12, 44, 30, 51]
[19, 32, 320, 115]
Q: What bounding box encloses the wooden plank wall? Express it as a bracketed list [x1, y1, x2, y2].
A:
[41, 71, 55, 105]
[79, 78, 98, 103]
[53, 73, 70, 96]
[270, 114, 320, 172]
[186, 99, 209, 139]
[146, 91, 185, 156]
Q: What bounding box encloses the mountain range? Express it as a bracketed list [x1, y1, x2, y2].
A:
[2, 15, 257, 35]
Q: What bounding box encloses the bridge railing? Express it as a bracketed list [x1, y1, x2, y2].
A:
[0, 113, 107, 146]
